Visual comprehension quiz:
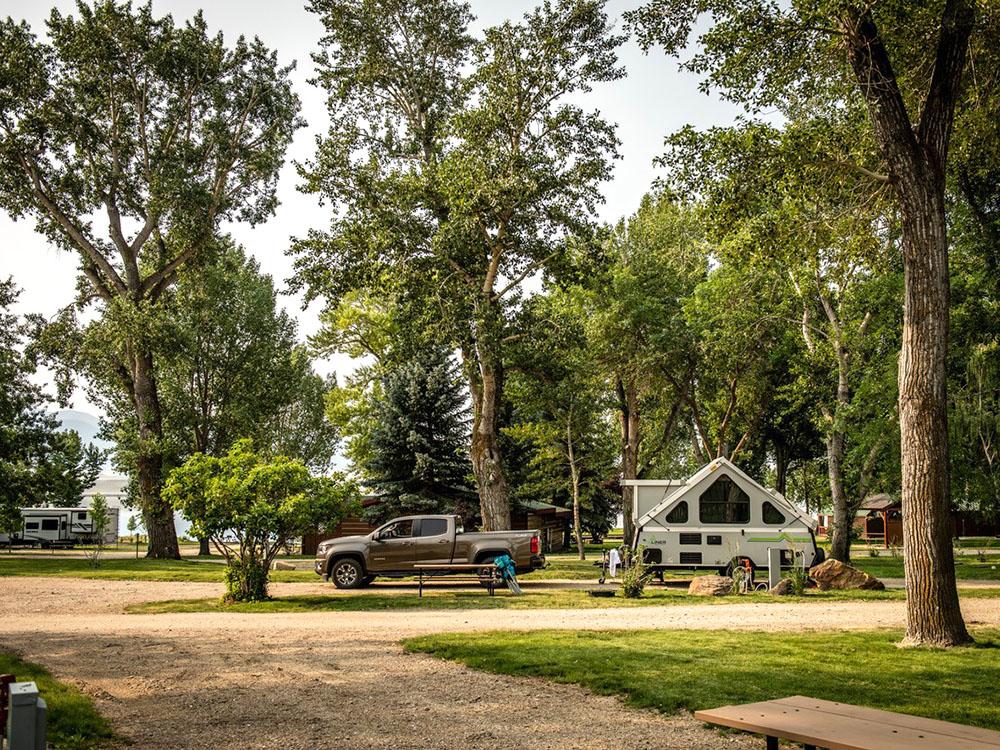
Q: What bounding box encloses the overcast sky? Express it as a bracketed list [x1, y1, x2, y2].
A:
[1, 0, 745, 415]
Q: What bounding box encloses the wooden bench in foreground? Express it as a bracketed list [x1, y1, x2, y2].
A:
[694, 695, 1000, 750]
[413, 563, 501, 598]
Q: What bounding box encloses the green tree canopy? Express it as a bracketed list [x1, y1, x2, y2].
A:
[0, 1, 302, 557]
[164, 440, 357, 602]
[293, 0, 623, 530]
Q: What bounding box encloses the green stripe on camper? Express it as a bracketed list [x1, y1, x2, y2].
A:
[747, 534, 813, 543]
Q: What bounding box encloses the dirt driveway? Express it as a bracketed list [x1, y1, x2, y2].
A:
[4, 578, 999, 750]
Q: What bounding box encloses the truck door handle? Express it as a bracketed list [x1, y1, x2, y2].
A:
[437, 540, 448, 544]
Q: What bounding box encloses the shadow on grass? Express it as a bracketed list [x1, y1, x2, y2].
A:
[404, 627, 1000, 732]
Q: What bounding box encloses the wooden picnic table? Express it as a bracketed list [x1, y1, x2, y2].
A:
[694, 695, 1000, 750]
[413, 563, 501, 598]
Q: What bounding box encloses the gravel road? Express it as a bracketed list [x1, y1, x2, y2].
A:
[3, 577, 998, 749]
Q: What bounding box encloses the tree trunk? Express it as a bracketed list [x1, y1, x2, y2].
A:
[132, 349, 180, 559]
[841, 0, 973, 647]
[567, 417, 585, 561]
[826, 431, 851, 563]
[897, 187, 970, 646]
[198, 537, 211, 556]
[827, 330, 853, 564]
[468, 348, 511, 531]
[774, 443, 788, 497]
[617, 377, 640, 542]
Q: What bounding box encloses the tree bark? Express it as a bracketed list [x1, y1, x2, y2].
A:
[897, 185, 969, 645]
[617, 377, 640, 542]
[567, 415, 586, 561]
[468, 343, 511, 531]
[132, 349, 180, 559]
[774, 443, 788, 497]
[842, 0, 973, 645]
[827, 431, 851, 563]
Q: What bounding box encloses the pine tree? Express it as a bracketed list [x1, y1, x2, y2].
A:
[361, 350, 476, 525]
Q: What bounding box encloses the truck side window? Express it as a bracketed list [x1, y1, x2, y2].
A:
[381, 520, 413, 538]
[664, 501, 688, 524]
[762, 501, 786, 525]
[418, 518, 448, 537]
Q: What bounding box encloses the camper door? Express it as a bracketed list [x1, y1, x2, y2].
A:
[31, 514, 66, 543]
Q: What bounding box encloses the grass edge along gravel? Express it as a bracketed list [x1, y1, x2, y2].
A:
[123, 587, 1000, 614]
[0, 651, 114, 750]
[403, 628, 1000, 732]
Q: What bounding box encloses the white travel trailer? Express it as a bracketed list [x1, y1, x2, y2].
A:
[0, 507, 120, 548]
[623, 458, 824, 574]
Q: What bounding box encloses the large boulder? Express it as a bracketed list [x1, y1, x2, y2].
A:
[688, 575, 733, 596]
[809, 558, 884, 591]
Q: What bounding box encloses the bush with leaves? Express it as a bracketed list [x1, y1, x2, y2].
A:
[82, 493, 110, 569]
[164, 440, 357, 602]
[620, 546, 651, 599]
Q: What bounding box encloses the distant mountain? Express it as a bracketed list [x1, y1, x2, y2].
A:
[56, 409, 114, 455]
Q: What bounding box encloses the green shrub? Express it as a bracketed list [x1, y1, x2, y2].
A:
[620, 546, 650, 598]
[784, 551, 809, 595]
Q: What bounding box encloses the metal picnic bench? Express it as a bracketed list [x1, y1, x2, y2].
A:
[413, 563, 502, 598]
[695, 695, 1000, 750]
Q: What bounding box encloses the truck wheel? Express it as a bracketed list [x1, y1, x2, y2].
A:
[330, 558, 364, 589]
[361, 575, 376, 586]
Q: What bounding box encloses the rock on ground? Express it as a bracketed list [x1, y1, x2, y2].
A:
[688, 575, 733, 596]
[770, 578, 795, 596]
[810, 558, 885, 591]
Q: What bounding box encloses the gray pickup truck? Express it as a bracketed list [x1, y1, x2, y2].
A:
[314, 514, 546, 588]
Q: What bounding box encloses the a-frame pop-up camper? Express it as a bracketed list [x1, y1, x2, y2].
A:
[622, 458, 824, 574]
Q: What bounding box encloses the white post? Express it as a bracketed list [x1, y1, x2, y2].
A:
[767, 547, 783, 590]
[6, 682, 46, 750]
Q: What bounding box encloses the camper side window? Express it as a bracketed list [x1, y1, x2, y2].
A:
[762, 501, 786, 525]
[698, 475, 750, 524]
[41, 519, 59, 531]
[664, 501, 688, 524]
[25, 522, 39, 530]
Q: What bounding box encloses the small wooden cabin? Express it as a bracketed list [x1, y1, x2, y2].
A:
[855, 494, 903, 547]
[510, 500, 572, 552]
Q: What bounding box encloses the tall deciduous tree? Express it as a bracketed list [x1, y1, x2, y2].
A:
[0, 3, 302, 557]
[666, 119, 901, 563]
[507, 288, 617, 559]
[294, 0, 622, 530]
[157, 244, 301, 459]
[628, 0, 980, 646]
[586, 196, 706, 541]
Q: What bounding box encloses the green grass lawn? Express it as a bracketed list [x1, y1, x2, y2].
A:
[0, 556, 317, 582]
[953, 537, 1000, 549]
[853, 553, 1000, 580]
[405, 628, 1000, 732]
[0, 549, 617, 582]
[125, 586, 1000, 614]
[0, 652, 113, 749]
[6, 547, 1000, 585]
